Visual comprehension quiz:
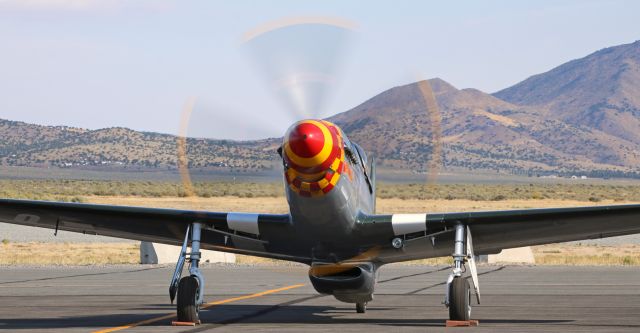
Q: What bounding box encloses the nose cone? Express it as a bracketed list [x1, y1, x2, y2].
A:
[288, 122, 326, 159]
[283, 120, 342, 175]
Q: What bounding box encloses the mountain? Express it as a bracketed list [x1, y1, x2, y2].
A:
[0, 119, 279, 172]
[494, 40, 640, 144]
[329, 78, 640, 177]
[2, 40, 640, 178]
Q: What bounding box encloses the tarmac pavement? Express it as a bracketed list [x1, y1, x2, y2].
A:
[1, 265, 639, 332]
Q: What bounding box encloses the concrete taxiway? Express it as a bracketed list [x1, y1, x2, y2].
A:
[1, 265, 639, 332]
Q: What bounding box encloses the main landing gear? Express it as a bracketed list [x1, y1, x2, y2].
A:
[444, 224, 481, 321]
[169, 223, 205, 323]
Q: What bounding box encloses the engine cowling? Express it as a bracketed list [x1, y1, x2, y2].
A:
[308, 263, 376, 303]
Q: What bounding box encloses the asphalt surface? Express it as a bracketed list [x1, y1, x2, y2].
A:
[1, 265, 639, 332]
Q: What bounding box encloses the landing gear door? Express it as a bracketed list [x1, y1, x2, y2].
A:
[466, 226, 481, 304]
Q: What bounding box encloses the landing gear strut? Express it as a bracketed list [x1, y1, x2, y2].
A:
[169, 223, 205, 323]
[444, 224, 480, 321]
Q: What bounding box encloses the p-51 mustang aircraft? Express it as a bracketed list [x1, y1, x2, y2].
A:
[2, 119, 640, 323]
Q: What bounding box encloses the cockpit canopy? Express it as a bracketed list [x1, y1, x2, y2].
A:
[352, 143, 367, 169]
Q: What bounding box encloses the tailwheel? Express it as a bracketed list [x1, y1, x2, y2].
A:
[448, 276, 471, 321]
[356, 302, 367, 313]
[177, 276, 200, 323]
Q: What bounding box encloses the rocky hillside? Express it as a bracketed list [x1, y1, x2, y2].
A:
[329, 78, 640, 177]
[0, 119, 280, 172]
[494, 40, 640, 145]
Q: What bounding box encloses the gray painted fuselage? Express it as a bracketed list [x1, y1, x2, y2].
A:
[285, 135, 380, 264]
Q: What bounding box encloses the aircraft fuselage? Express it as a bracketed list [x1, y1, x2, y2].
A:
[281, 120, 376, 261]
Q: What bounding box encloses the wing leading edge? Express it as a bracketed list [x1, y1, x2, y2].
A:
[0, 199, 309, 262]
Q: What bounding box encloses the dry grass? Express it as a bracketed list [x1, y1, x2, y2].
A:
[533, 244, 640, 265]
[0, 242, 139, 265]
[84, 196, 634, 215]
[235, 255, 300, 266]
[86, 195, 289, 213]
[5, 179, 640, 202]
[375, 198, 632, 214]
[398, 257, 454, 265]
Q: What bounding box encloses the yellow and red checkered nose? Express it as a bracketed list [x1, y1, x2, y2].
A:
[283, 120, 346, 197]
[283, 120, 342, 175]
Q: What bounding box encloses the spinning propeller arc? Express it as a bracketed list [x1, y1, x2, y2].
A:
[176, 16, 444, 273]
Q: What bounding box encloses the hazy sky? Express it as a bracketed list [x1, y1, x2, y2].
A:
[1, 0, 639, 139]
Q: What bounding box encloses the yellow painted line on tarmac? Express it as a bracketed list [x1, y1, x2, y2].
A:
[92, 283, 305, 333]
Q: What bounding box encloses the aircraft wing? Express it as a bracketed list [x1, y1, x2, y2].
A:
[0, 199, 307, 263]
[357, 204, 640, 263]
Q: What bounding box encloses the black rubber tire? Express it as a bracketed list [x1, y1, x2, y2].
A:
[356, 302, 366, 313]
[448, 277, 471, 321]
[177, 276, 200, 323]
